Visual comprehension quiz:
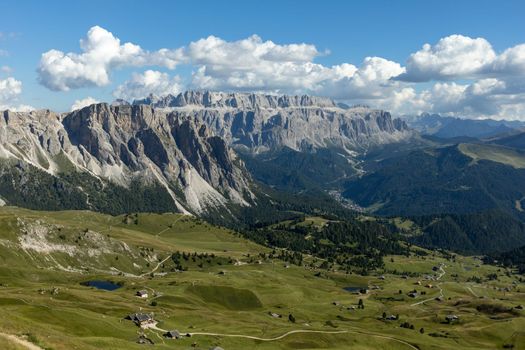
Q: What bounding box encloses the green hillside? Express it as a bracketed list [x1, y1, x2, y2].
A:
[0, 207, 524, 349]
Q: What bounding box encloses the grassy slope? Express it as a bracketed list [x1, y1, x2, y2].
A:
[459, 143, 525, 168]
[0, 208, 524, 349]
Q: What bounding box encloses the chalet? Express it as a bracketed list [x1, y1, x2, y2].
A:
[136, 290, 148, 298]
[435, 296, 444, 302]
[446, 314, 459, 323]
[415, 281, 422, 285]
[269, 312, 282, 318]
[127, 313, 155, 327]
[425, 284, 433, 289]
[385, 315, 398, 321]
[408, 291, 419, 298]
[378, 275, 386, 280]
[164, 330, 181, 339]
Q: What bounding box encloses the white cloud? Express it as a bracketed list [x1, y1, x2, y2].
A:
[70, 96, 99, 111]
[37, 28, 525, 120]
[186, 35, 340, 92]
[397, 35, 496, 82]
[320, 57, 405, 100]
[492, 44, 525, 75]
[38, 26, 183, 91]
[113, 70, 184, 101]
[0, 76, 33, 111]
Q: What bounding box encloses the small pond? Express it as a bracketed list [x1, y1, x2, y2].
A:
[81, 280, 122, 291]
[343, 286, 367, 293]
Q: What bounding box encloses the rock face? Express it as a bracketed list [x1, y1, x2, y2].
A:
[0, 91, 412, 216]
[0, 104, 252, 214]
[134, 91, 411, 153]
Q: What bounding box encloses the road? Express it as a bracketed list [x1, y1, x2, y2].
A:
[150, 326, 418, 350]
[139, 255, 172, 278]
[411, 264, 446, 307]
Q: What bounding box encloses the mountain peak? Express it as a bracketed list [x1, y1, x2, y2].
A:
[132, 90, 340, 110]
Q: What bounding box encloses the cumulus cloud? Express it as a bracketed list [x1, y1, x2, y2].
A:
[113, 70, 184, 101]
[38, 26, 183, 91]
[70, 96, 99, 111]
[187, 35, 342, 92]
[0, 76, 33, 111]
[38, 27, 525, 120]
[396, 35, 496, 82]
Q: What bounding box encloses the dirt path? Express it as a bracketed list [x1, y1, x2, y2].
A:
[0, 333, 44, 350]
[466, 286, 480, 298]
[411, 264, 446, 307]
[156, 216, 184, 237]
[185, 328, 418, 349]
[139, 255, 172, 278]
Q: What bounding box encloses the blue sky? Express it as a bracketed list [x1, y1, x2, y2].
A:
[0, 0, 524, 119]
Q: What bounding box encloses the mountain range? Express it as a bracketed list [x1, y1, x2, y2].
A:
[0, 91, 411, 218]
[2, 91, 525, 254]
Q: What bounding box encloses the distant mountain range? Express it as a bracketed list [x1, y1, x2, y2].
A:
[404, 113, 525, 139]
[133, 91, 411, 153]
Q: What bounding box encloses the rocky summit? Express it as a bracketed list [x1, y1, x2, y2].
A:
[133, 91, 412, 153]
[0, 92, 411, 216]
[0, 104, 252, 215]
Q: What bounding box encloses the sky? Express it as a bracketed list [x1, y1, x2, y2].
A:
[0, 0, 524, 119]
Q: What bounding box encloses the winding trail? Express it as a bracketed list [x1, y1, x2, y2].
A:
[411, 264, 446, 307]
[0, 332, 44, 350]
[148, 328, 418, 349]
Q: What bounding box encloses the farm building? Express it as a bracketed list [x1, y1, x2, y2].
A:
[127, 313, 155, 327]
[164, 330, 180, 339]
[136, 290, 148, 298]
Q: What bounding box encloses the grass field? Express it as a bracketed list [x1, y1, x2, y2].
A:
[459, 143, 525, 168]
[0, 207, 524, 349]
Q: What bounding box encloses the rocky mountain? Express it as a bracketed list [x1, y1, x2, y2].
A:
[133, 91, 412, 154]
[0, 91, 415, 218]
[405, 113, 525, 139]
[0, 104, 252, 215]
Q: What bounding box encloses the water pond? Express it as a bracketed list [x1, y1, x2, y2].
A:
[81, 280, 122, 291]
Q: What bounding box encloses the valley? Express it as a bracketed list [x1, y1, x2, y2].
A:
[0, 207, 524, 350]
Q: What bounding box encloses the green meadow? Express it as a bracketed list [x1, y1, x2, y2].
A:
[0, 207, 524, 349]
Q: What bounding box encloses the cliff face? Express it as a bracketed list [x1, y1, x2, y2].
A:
[0, 91, 413, 216]
[0, 104, 252, 214]
[134, 91, 411, 153]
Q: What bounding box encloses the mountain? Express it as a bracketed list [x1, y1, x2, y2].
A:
[343, 143, 525, 220]
[133, 91, 412, 154]
[405, 113, 525, 139]
[0, 104, 253, 215]
[489, 130, 525, 150]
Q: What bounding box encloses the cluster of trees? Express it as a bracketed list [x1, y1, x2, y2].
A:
[411, 210, 525, 254]
[170, 251, 232, 271]
[484, 245, 525, 274]
[0, 161, 178, 215]
[240, 217, 407, 273]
